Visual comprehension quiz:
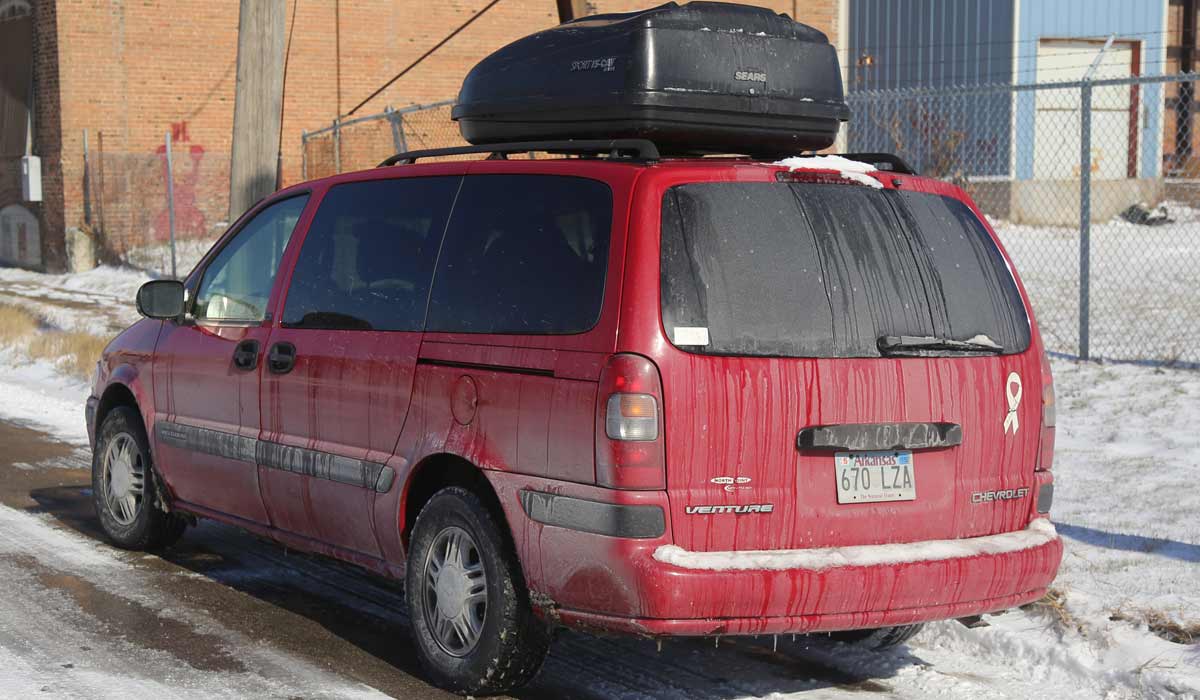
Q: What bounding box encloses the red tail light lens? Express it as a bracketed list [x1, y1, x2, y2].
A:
[1037, 352, 1056, 471]
[596, 354, 665, 489]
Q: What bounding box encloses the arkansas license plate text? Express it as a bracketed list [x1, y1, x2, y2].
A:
[834, 451, 916, 504]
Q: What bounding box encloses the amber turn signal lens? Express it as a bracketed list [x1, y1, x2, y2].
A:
[605, 393, 659, 441]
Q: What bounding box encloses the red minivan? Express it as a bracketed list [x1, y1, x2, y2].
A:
[86, 141, 1061, 694]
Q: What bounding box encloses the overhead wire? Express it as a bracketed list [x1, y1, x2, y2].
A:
[345, 0, 503, 118]
[277, 0, 300, 189]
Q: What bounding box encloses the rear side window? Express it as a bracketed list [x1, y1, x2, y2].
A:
[281, 177, 460, 331]
[426, 175, 612, 334]
[660, 182, 1029, 357]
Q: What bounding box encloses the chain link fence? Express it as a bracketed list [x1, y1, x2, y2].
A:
[302, 77, 1200, 366]
[301, 101, 467, 180]
[847, 73, 1200, 366]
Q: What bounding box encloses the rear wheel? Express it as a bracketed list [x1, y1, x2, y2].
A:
[92, 406, 187, 550]
[406, 487, 550, 695]
[827, 623, 924, 650]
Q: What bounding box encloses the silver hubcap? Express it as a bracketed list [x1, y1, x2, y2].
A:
[422, 526, 488, 657]
[101, 433, 144, 526]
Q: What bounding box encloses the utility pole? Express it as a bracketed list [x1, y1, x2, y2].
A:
[229, 0, 286, 221]
[556, 0, 589, 22]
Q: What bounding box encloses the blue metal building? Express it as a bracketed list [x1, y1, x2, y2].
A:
[846, 0, 1168, 181]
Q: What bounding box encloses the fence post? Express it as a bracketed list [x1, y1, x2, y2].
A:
[333, 118, 342, 174]
[165, 131, 178, 279]
[386, 106, 405, 154]
[1078, 82, 1092, 361]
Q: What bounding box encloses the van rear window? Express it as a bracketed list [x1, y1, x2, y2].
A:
[660, 182, 1030, 358]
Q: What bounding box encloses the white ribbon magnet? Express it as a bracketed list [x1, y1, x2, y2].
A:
[1003, 372, 1023, 435]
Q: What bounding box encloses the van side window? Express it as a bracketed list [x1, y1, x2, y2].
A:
[194, 194, 308, 323]
[281, 177, 461, 331]
[426, 174, 612, 334]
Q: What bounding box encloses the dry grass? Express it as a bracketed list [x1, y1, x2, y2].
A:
[28, 331, 110, 380]
[0, 303, 110, 380]
[0, 304, 39, 343]
[1023, 587, 1087, 636]
[1111, 608, 1200, 645]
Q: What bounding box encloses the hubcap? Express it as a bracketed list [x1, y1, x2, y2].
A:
[101, 433, 144, 526]
[422, 526, 487, 657]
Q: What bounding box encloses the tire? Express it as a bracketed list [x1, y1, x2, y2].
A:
[406, 487, 550, 695]
[92, 406, 188, 550]
[827, 623, 924, 650]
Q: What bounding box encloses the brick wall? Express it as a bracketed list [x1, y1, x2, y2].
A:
[37, 0, 838, 270]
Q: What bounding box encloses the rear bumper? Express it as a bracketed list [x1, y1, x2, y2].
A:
[489, 473, 1062, 637]
[558, 519, 1062, 636]
[558, 587, 1051, 636]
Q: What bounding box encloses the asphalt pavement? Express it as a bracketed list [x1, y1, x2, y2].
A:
[0, 418, 903, 699]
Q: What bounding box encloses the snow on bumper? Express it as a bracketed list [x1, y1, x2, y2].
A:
[652, 518, 1058, 571]
[489, 474, 1062, 638]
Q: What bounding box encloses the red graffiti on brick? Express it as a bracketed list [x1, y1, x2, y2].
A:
[153, 132, 207, 242]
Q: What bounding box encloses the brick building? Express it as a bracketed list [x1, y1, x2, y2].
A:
[1, 0, 841, 272]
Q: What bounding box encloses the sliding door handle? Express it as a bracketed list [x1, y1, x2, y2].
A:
[267, 342, 297, 374]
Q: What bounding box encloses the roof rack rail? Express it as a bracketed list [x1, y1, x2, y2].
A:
[837, 153, 917, 175]
[377, 139, 660, 167]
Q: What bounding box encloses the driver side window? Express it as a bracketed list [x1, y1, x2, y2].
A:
[194, 195, 309, 323]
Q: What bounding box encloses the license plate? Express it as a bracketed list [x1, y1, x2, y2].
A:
[835, 451, 916, 504]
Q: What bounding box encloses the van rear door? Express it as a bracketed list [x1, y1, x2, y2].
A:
[654, 179, 1042, 553]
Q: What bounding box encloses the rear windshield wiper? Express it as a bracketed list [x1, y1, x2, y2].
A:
[877, 335, 1003, 356]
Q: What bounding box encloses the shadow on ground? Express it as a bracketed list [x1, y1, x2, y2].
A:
[1056, 522, 1200, 563]
[24, 474, 921, 699]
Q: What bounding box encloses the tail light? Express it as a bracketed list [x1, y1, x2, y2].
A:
[596, 354, 665, 489]
[1036, 351, 1056, 471]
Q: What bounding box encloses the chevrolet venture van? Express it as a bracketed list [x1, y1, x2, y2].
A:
[86, 3, 1061, 694]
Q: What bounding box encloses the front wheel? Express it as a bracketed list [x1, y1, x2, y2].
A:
[92, 406, 187, 550]
[406, 487, 550, 695]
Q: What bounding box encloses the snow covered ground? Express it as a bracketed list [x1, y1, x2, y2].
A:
[0, 263, 1197, 698]
[0, 265, 147, 336]
[995, 204, 1200, 366]
[0, 504, 389, 699]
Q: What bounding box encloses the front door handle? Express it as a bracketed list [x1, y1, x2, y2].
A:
[267, 342, 297, 374]
[232, 339, 260, 371]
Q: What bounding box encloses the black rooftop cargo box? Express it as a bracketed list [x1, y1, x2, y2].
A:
[452, 2, 851, 157]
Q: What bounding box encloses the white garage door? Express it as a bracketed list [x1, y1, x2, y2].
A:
[1034, 40, 1139, 181]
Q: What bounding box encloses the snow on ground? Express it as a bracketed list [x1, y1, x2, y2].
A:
[0, 262, 1197, 698]
[0, 504, 388, 699]
[0, 348, 91, 447]
[0, 265, 151, 336]
[123, 237, 215, 282]
[995, 203, 1200, 366]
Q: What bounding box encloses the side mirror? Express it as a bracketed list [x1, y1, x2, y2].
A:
[136, 280, 186, 319]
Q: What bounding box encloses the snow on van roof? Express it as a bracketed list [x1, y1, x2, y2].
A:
[772, 155, 884, 189]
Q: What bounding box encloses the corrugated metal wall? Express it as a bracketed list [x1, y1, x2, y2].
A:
[847, 0, 1015, 91]
[846, 0, 1015, 176]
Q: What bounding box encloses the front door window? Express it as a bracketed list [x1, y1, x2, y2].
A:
[194, 195, 308, 323]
